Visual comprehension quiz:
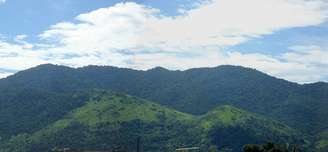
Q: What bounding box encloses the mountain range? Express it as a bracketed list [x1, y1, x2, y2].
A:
[0, 64, 327, 152]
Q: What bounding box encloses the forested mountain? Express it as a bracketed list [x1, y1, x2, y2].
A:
[0, 89, 88, 139]
[0, 64, 327, 151]
[0, 64, 300, 115]
[0, 91, 304, 152]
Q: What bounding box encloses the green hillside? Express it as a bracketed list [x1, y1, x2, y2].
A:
[0, 88, 89, 140]
[1, 64, 326, 135]
[0, 91, 203, 152]
[199, 106, 306, 151]
[315, 130, 328, 152]
[0, 91, 305, 152]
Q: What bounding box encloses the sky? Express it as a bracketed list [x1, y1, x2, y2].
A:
[0, 0, 328, 83]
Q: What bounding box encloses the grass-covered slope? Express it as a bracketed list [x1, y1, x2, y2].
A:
[199, 106, 306, 151]
[0, 91, 203, 152]
[200, 105, 297, 134]
[315, 130, 328, 152]
[0, 91, 305, 152]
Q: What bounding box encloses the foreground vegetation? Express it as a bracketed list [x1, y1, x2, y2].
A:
[0, 91, 304, 152]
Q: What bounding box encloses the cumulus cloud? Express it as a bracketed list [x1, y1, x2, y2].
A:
[125, 47, 328, 83]
[0, 40, 46, 70]
[0, 1, 328, 83]
[0, 72, 11, 79]
[40, 1, 328, 52]
[225, 49, 328, 83]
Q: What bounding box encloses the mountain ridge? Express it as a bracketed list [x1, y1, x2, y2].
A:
[0, 64, 327, 151]
[4, 64, 316, 84]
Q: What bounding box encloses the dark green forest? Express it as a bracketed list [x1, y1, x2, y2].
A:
[0, 64, 327, 152]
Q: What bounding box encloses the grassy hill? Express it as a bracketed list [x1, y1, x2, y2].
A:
[0, 91, 305, 152]
[199, 106, 306, 151]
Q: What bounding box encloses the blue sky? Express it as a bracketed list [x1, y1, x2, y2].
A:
[0, 0, 328, 83]
[0, 0, 193, 37]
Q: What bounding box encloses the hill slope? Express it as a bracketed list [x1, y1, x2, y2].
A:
[1, 64, 327, 131]
[0, 64, 327, 151]
[199, 106, 306, 151]
[0, 88, 89, 140]
[0, 91, 304, 152]
[0, 64, 299, 115]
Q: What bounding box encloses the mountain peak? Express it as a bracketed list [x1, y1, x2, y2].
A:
[148, 66, 169, 72]
[27, 63, 74, 72]
[33, 63, 67, 69]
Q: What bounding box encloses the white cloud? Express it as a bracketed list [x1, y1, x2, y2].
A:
[15, 34, 28, 41]
[14, 34, 34, 49]
[0, 1, 328, 83]
[40, 3, 153, 54]
[225, 50, 328, 83]
[40, 0, 328, 52]
[283, 45, 328, 65]
[0, 72, 11, 79]
[125, 47, 328, 83]
[0, 40, 46, 70]
[1, 37, 328, 83]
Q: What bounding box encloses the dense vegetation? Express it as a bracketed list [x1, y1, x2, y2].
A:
[0, 88, 89, 139]
[0, 91, 304, 152]
[0, 64, 327, 151]
[243, 142, 302, 152]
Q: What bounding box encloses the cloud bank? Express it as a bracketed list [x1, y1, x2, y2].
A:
[0, 0, 328, 83]
[41, 0, 328, 51]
